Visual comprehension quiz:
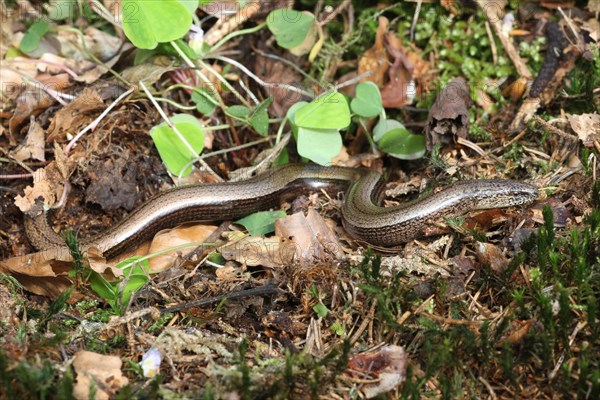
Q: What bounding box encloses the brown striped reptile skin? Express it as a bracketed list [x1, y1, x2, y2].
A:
[24, 164, 538, 259]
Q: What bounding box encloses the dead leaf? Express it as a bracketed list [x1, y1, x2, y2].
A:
[347, 345, 408, 398]
[380, 32, 428, 108]
[499, 319, 537, 345]
[72, 350, 129, 400]
[148, 224, 217, 272]
[531, 198, 572, 227]
[567, 113, 600, 147]
[14, 163, 64, 214]
[10, 120, 46, 162]
[47, 88, 105, 141]
[220, 235, 294, 268]
[254, 53, 304, 117]
[9, 73, 70, 133]
[425, 77, 472, 150]
[475, 242, 509, 273]
[275, 209, 344, 266]
[358, 16, 389, 87]
[120, 64, 178, 84]
[0, 249, 74, 298]
[582, 18, 599, 42]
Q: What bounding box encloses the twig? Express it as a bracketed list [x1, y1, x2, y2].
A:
[207, 55, 315, 99]
[410, 0, 422, 41]
[160, 283, 280, 314]
[532, 115, 578, 141]
[318, 0, 351, 27]
[485, 21, 498, 65]
[476, 0, 532, 79]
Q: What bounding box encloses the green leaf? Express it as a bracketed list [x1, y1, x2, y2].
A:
[20, 20, 49, 53]
[267, 9, 315, 49]
[330, 322, 345, 336]
[286, 101, 309, 139]
[313, 303, 328, 318]
[297, 127, 342, 166]
[236, 210, 287, 236]
[351, 82, 382, 118]
[191, 87, 217, 115]
[226, 105, 251, 119]
[295, 92, 350, 130]
[150, 114, 205, 176]
[177, 0, 199, 15]
[378, 128, 426, 160]
[373, 118, 405, 141]
[47, 0, 76, 21]
[122, 0, 192, 49]
[249, 98, 272, 136]
[117, 258, 150, 307]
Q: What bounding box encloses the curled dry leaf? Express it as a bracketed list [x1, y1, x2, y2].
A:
[358, 16, 389, 87]
[9, 73, 70, 133]
[47, 88, 105, 141]
[148, 224, 217, 272]
[567, 113, 600, 147]
[475, 241, 509, 273]
[10, 120, 46, 162]
[531, 197, 572, 227]
[0, 249, 73, 298]
[380, 32, 428, 108]
[499, 319, 537, 345]
[220, 235, 293, 268]
[425, 77, 472, 150]
[347, 345, 408, 398]
[72, 350, 129, 400]
[14, 161, 66, 214]
[275, 209, 344, 266]
[254, 53, 303, 117]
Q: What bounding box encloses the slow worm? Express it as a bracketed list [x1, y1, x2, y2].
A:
[24, 164, 538, 259]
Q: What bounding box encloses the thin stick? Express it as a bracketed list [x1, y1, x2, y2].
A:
[160, 283, 280, 314]
[476, 0, 532, 79]
[208, 55, 315, 99]
[410, 0, 422, 41]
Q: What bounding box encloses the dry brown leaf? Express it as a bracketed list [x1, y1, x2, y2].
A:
[347, 345, 408, 399]
[254, 54, 304, 117]
[499, 319, 536, 345]
[567, 113, 600, 147]
[275, 209, 344, 266]
[120, 64, 178, 85]
[47, 88, 105, 141]
[425, 77, 472, 150]
[14, 163, 64, 213]
[72, 350, 129, 400]
[148, 224, 217, 272]
[588, 0, 600, 13]
[10, 120, 46, 162]
[9, 73, 70, 133]
[220, 235, 293, 268]
[358, 16, 389, 87]
[475, 242, 509, 273]
[531, 198, 572, 227]
[0, 249, 74, 298]
[582, 18, 599, 42]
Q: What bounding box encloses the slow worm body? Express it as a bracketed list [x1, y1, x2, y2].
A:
[24, 164, 538, 259]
